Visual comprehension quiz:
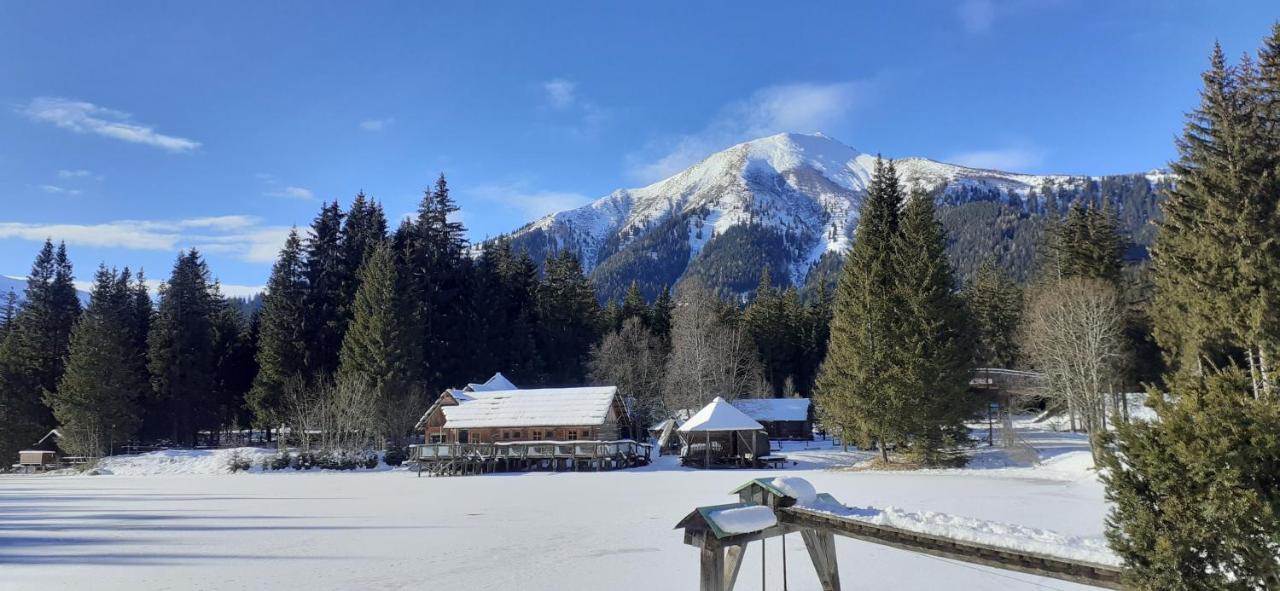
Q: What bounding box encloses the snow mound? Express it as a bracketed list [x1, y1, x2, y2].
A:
[770, 476, 817, 505]
[812, 503, 1118, 566]
[95, 447, 276, 476]
[709, 505, 777, 534]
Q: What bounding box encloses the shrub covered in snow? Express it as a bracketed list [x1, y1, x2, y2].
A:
[226, 450, 254, 473]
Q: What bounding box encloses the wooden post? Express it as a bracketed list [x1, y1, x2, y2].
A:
[704, 431, 710, 469]
[700, 542, 726, 591]
[723, 544, 745, 591]
[800, 528, 841, 591]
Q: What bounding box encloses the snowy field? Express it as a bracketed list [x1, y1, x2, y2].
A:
[1, 423, 1114, 590]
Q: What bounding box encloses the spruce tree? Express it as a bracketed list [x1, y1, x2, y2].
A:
[249, 230, 308, 428]
[302, 200, 348, 377]
[0, 289, 15, 340]
[49, 266, 147, 456]
[338, 241, 424, 446]
[1101, 368, 1280, 590]
[210, 298, 256, 435]
[814, 157, 907, 461]
[965, 259, 1023, 368]
[536, 250, 601, 386]
[893, 191, 977, 464]
[650, 286, 674, 349]
[0, 240, 81, 460]
[621, 281, 650, 327]
[1153, 44, 1257, 374]
[147, 251, 219, 446]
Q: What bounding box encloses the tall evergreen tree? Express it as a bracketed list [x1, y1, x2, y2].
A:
[650, 286, 674, 349]
[49, 266, 147, 456]
[0, 240, 81, 460]
[401, 174, 472, 391]
[621, 281, 650, 327]
[210, 298, 256, 434]
[893, 192, 977, 463]
[536, 250, 601, 385]
[338, 241, 424, 446]
[0, 289, 16, 340]
[147, 251, 219, 446]
[814, 157, 907, 462]
[302, 200, 348, 377]
[249, 230, 308, 428]
[965, 259, 1023, 368]
[1153, 44, 1260, 375]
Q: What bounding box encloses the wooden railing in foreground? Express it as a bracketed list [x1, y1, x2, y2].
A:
[676, 479, 1123, 591]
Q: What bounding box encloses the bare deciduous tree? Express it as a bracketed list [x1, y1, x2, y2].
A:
[279, 374, 381, 453]
[1021, 277, 1128, 459]
[661, 282, 763, 414]
[589, 317, 665, 433]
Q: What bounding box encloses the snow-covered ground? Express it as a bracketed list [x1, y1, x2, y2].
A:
[1, 424, 1112, 590]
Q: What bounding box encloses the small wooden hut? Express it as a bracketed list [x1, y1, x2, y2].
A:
[730, 398, 813, 440]
[677, 398, 770, 468]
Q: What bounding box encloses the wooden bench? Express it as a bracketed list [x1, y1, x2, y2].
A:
[756, 455, 787, 469]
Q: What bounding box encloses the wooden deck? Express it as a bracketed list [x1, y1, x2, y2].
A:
[408, 439, 652, 476]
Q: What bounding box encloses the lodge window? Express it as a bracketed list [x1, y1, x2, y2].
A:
[429, 434, 445, 444]
[567, 430, 578, 440]
[513, 431, 522, 440]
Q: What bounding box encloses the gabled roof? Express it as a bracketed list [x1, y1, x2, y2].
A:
[464, 372, 517, 393]
[649, 418, 679, 432]
[678, 397, 765, 432]
[731, 398, 811, 422]
[441, 386, 618, 429]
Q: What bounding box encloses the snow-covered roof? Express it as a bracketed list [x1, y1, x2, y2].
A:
[649, 418, 679, 432]
[441, 386, 618, 429]
[464, 372, 517, 393]
[731, 398, 810, 422]
[678, 397, 765, 433]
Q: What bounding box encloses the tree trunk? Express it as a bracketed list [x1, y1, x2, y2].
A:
[1248, 347, 1262, 399]
[1259, 346, 1274, 398]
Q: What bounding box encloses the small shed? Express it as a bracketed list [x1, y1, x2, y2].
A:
[15, 429, 63, 472]
[649, 418, 681, 454]
[731, 398, 814, 440]
[677, 397, 770, 468]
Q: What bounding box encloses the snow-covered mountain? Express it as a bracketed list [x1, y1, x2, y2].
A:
[0, 275, 91, 305]
[506, 133, 1167, 300]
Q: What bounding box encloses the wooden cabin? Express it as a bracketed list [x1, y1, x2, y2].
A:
[14, 429, 62, 472]
[731, 398, 813, 440]
[417, 383, 630, 444]
[678, 398, 772, 468]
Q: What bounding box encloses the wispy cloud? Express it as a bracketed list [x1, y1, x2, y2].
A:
[57, 169, 94, 179]
[539, 78, 609, 140]
[360, 117, 394, 131]
[957, 0, 995, 34]
[946, 143, 1045, 171]
[466, 180, 593, 220]
[20, 97, 200, 152]
[0, 216, 292, 264]
[37, 184, 82, 196]
[627, 80, 872, 184]
[542, 78, 577, 109]
[266, 186, 315, 200]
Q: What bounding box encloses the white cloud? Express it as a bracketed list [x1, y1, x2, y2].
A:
[466, 181, 593, 220]
[57, 169, 93, 179]
[267, 186, 315, 200]
[627, 81, 869, 184]
[0, 216, 291, 264]
[37, 184, 82, 196]
[946, 145, 1045, 171]
[957, 0, 995, 34]
[360, 118, 394, 131]
[62, 276, 264, 300]
[20, 97, 201, 152]
[539, 78, 609, 140]
[543, 78, 577, 109]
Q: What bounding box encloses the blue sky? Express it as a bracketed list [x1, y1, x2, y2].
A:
[0, 1, 1274, 294]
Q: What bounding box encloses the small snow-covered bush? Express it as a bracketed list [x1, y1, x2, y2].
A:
[362, 451, 379, 469]
[226, 450, 253, 473]
[268, 452, 291, 471]
[382, 447, 406, 466]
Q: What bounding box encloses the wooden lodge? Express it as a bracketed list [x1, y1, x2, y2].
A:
[730, 398, 813, 440]
[410, 373, 648, 475]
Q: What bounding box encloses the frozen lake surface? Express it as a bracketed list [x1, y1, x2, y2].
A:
[1, 427, 1111, 590]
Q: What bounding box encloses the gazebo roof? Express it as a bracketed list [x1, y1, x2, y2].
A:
[677, 397, 765, 433]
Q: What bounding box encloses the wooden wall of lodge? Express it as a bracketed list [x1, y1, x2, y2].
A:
[425, 423, 622, 444]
